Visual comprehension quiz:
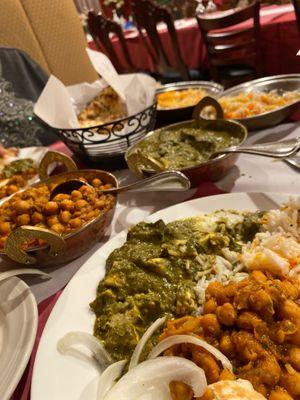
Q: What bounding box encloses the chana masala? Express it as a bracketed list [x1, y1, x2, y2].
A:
[161, 271, 300, 400]
[0, 176, 115, 249]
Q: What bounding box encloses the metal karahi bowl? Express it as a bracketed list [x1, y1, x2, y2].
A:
[126, 97, 248, 187]
[156, 81, 224, 124]
[0, 151, 118, 267]
[220, 74, 300, 131]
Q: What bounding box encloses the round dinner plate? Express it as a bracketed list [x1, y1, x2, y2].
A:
[0, 277, 37, 400]
[31, 192, 291, 400]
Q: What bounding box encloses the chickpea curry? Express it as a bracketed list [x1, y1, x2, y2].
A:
[162, 271, 300, 400]
[0, 176, 115, 249]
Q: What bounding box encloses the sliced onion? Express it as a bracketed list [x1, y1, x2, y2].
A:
[0, 268, 50, 282]
[129, 316, 166, 370]
[103, 356, 207, 400]
[57, 331, 112, 367]
[97, 360, 127, 400]
[148, 334, 232, 372]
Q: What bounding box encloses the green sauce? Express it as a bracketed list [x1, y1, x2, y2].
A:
[2, 158, 36, 178]
[136, 126, 240, 169]
[90, 212, 263, 362]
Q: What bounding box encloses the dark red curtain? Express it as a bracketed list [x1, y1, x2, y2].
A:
[98, 0, 132, 19]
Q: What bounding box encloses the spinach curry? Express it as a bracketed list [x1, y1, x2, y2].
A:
[134, 126, 240, 170]
[90, 212, 263, 362]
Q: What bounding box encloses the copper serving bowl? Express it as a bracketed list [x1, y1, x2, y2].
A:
[126, 97, 248, 187]
[0, 151, 118, 267]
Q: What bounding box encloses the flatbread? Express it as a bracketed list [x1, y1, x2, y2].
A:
[210, 379, 266, 400]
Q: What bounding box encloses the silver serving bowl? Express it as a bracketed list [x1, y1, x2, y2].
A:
[156, 81, 224, 123]
[221, 74, 300, 131]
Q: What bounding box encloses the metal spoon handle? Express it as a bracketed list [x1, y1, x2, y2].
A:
[214, 138, 300, 159]
[103, 171, 191, 194]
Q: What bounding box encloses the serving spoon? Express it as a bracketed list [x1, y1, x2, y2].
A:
[212, 137, 300, 159]
[49, 170, 191, 200]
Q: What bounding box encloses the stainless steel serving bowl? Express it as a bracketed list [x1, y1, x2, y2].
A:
[0, 151, 118, 267]
[220, 74, 300, 131]
[126, 97, 248, 187]
[156, 81, 224, 124]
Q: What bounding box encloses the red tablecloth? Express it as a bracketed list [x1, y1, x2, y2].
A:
[12, 140, 226, 400]
[89, 4, 300, 76]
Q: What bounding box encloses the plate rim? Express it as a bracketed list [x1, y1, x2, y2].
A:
[31, 191, 292, 400]
[0, 276, 38, 400]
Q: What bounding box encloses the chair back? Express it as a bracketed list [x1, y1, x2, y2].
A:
[292, 0, 300, 35]
[88, 11, 134, 73]
[132, 0, 189, 80]
[196, 1, 261, 82]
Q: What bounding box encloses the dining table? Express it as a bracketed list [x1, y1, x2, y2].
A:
[89, 4, 300, 76]
[8, 107, 300, 399]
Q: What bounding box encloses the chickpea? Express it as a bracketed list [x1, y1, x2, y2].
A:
[269, 388, 294, 400]
[71, 190, 82, 200]
[46, 215, 59, 227]
[289, 329, 300, 346]
[60, 199, 74, 212]
[7, 185, 19, 195]
[280, 371, 300, 396]
[203, 298, 217, 314]
[95, 199, 106, 209]
[0, 221, 10, 234]
[70, 218, 82, 229]
[44, 201, 59, 215]
[205, 281, 228, 304]
[17, 213, 30, 225]
[216, 303, 237, 326]
[219, 333, 235, 358]
[14, 200, 30, 214]
[249, 289, 274, 315]
[192, 351, 220, 384]
[53, 193, 69, 202]
[279, 300, 300, 322]
[251, 270, 268, 283]
[75, 199, 87, 210]
[92, 178, 102, 188]
[288, 346, 300, 370]
[31, 212, 43, 225]
[51, 223, 65, 234]
[200, 314, 221, 336]
[0, 236, 7, 248]
[59, 211, 71, 224]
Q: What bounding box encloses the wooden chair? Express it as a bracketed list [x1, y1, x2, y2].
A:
[87, 11, 135, 73]
[196, 1, 261, 87]
[292, 0, 300, 37]
[132, 0, 204, 83]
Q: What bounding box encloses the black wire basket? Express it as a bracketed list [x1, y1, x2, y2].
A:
[54, 103, 157, 169]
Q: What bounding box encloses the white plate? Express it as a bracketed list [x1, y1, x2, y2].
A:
[31, 192, 290, 400]
[0, 277, 37, 400]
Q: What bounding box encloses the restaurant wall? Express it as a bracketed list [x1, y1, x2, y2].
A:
[0, 0, 98, 85]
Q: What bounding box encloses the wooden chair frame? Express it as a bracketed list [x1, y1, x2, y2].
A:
[88, 11, 134, 73]
[196, 1, 261, 83]
[132, 0, 190, 80]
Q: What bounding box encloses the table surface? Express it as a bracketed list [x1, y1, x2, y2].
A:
[4, 119, 297, 305]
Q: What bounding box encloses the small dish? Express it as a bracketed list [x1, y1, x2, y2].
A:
[156, 81, 224, 124]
